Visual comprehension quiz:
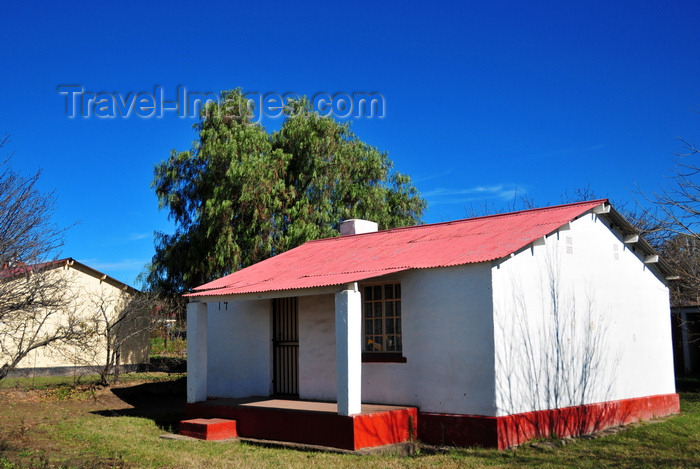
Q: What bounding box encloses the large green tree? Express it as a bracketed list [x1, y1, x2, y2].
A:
[147, 90, 426, 293]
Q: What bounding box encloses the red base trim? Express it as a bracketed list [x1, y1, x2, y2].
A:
[186, 403, 417, 450]
[419, 393, 680, 449]
[186, 394, 679, 450]
[180, 418, 238, 440]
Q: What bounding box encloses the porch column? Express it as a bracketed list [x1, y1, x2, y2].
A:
[187, 301, 208, 403]
[335, 283, 362, 416]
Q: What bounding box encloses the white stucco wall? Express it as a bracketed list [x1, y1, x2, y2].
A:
[492, 212, 675, 416]
[365, 264, 497, 415]
[206, 299, 271, 398]
[295, 264, 498, 416]
[298, 294, 337, 401]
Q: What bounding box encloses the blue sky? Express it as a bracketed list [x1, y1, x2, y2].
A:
[1, 1, 698, 286]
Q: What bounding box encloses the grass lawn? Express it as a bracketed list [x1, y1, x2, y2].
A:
[0, 374, 698, 468]
[150, 337, 186, 358]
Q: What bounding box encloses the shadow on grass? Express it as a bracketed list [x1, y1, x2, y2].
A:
[92, 377, 187, 431]
[148, 357, 186, 373]
[676, 374, 700, 393]
[0, 438, 17, 452]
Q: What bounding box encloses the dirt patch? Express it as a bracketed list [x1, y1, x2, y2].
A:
[0, 376, 186, 467]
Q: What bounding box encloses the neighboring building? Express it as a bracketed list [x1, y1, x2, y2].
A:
[671, 305, 700, 374]
[1, 258, 149, 377]
[184, 200, 679, 450]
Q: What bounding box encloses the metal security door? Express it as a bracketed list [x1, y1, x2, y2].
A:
[272, 297, 299, 396]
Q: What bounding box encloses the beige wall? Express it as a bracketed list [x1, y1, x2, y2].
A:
[6, 263, 149, 372]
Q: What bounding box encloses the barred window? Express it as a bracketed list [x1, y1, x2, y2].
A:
[363, 283, 401, 353]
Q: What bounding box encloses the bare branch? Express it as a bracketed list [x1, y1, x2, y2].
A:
[0, 141, 80, 381]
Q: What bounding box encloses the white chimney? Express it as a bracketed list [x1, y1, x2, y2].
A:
[339, 219, 378, 236]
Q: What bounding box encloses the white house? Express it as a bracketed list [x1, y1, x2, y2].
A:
[184, 200, 679, 449]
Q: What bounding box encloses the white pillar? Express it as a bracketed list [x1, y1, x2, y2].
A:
[335, 283, 362, 416]
[187, 301, 208, 403]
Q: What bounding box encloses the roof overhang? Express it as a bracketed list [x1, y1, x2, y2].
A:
[186, 267, 410, 300]
[592, 202, 677, 283]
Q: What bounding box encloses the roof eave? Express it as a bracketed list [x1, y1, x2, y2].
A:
[595, 203, 676, 283]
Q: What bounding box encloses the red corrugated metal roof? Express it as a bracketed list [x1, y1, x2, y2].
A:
[0, 259, 66, 279]
[188, 199, 607, 297]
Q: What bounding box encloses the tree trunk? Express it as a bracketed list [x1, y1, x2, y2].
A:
[113, 346, 121, 384]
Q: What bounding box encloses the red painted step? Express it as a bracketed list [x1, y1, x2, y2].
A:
[180, 418, 238, 440]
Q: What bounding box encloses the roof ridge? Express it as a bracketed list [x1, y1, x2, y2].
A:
[305, 198, 608, 244]
[0, 257, 137, 292]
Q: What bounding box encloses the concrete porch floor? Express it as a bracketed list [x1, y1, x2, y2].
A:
[194, 396, 411, 413]
[185, 397, 418, 450]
